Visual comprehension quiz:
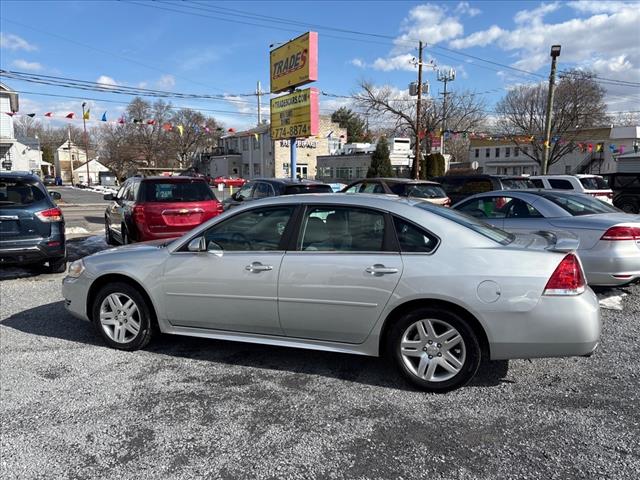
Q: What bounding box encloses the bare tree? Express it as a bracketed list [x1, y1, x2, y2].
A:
[97, 124, 140, 180]
[126, 98, 176, 169]
[495, 69, 608, 168]
[170, 108, 222, 169]
[355, 80, 487, 157]
[13, 115, 39, 138]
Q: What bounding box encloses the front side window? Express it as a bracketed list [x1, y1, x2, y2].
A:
[503, 198, 543, 218]
[457, 197, 512, 219]
[299, 206, 386, 252]
[393, 217, 438, 253]
[235, 182, 254, 201]
[361, 182, 384, 193]
[204, 207, 295, 251]
[253, 182, 273, 199]
[344, 182, 364, 193]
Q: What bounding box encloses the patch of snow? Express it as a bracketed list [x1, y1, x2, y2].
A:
[65, 226, 90, 234]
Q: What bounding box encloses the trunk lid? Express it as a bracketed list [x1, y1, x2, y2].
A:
[143, 201, 220, 233]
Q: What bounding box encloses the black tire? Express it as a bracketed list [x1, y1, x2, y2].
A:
[91, 282, 154, 351]
[617, 199, 638, 214]
[387, 307, 482, 393]
[44, 256, 67, 274]
[121, 225, 130, 245]
[105, 219, 117, 245]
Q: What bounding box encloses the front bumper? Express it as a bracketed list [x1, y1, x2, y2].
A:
[488, 287, 601, 360]
[62, 274, 92, 322]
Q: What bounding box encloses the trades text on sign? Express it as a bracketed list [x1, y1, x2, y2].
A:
[270, 88, 319, 140]
[270, 32, 318, 94]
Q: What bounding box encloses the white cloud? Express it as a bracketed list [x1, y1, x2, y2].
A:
[567, 1, 635, 14]
[224, 95, 254, 115]
[394, 4, 464, 48]
[455, 1, 481, 17]
[96, 75, 118, 87]
[11, 59, 43, 71]
[156, 74, 175, 89]
[514, 2, 561, 25]
[350, 58, 365, 68]
[372, 54, 416, 72]
[0, 32, 37, 51]
[450, 25, 504, 49]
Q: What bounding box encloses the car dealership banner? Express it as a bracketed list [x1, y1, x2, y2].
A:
[270, 87, 319, 140]
[270, 32, 318, 94]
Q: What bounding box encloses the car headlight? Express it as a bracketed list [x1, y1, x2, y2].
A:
[67, 259, 85, 278]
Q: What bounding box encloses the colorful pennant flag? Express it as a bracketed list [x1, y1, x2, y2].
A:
[118, 116, 126, 124]
[620, 145, 625, 154]
[101, 112, 107, 122]
[177, 125, 184, 136]
[44, 112, 53, 117]
[253, 133, 259, 141]
[4, 112, 16, 117]
[596, 144, 602, 152]
[65, 113, 75, 119]
[26, 113, 36, 118]
[147, 119, 156, 125]
[83, 109, 90, 120]
[162, 123, 172, 131]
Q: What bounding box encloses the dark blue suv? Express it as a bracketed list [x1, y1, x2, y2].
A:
[0, 172, 66, 273]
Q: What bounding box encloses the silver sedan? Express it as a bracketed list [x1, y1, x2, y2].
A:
[453, 190, 640, 287]
[62, 194, 600, 392]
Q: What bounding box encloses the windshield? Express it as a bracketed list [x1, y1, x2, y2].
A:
[285, 184, 333, 194]
[0, 180, 46, 206]
[142, 180, 215, 202]
[415, 202, 514, 245]
[390, 183, 447, 199]
[501, 178, 535, 189]
[579, 177, 608, 190]
[541, 192, 620, 216]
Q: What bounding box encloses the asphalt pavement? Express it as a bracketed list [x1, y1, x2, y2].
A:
[1, 256, 638, 478]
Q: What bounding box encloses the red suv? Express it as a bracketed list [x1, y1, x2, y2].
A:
[104, 176, 223, 244]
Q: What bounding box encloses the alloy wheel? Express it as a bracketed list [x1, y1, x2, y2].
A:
[399, 318, 466, 382]
[99, 293, 141, 343]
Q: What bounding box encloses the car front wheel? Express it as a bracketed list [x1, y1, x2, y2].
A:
[388, 308, 481, 392]
[91, 282, 153, 350]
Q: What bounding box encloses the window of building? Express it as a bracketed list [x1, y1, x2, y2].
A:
[505, 147, 511, 158]
[514, 147, 520, 157]
[522, 146, 528, 155]
[335, 167, 353, 180]
[474, 148, 479, 158]
[495, 148, 500, 158]
[565, 166, 572, 174]
[485, 148, 490, 158]
[253, 137, 260, 149]
[242, 139, 249, 151]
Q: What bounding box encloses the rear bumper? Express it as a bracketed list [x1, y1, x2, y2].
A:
[579, 242, 640, 286]
[0, 239, 65, 265]
[488, 288, 601, 360]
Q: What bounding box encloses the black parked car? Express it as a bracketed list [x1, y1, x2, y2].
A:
[432, 174, 536, 204]
[43, 175, 56, 186]
[602, 172, 640, 213]
[0, 171, 66, 272]
[222, 178, 334, 210]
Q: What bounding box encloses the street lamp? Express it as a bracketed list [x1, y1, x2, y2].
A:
[81, 102, 91, 185]
[542, 45, 561, 174]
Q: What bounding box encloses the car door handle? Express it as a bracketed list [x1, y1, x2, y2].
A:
[365, 264, 399, 276]
[245, 262, 273, 273]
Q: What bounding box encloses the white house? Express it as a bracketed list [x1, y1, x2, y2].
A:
[73, 158, 111, 185]
[1, 82, 19, 171]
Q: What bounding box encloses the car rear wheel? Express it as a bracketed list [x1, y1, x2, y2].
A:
[91, 282, 153, 350]
[618, 199, 638, 214]
[388, 308, 481, 392]
[105, 219, 117, 245]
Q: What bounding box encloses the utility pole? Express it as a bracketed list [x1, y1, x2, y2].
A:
[67, 125, 75, 186]
[542, 45, 561, 174]
[82, 102, 91, 185]
[256, 81, 264, 126]
[437, 68, 456, 157]
[411, 41, 424, 180]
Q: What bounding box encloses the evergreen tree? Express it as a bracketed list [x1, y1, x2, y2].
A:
[367, 137, 393, 178]
[331, 107, 369, 142]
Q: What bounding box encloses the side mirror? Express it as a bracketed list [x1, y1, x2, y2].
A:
[231, 192, 239, 201]
[187, 236, 207, 252]
[49, 191, 62, 201]
[103, 193, 114, 201]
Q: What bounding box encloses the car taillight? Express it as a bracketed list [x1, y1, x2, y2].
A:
[543, 253, 586, 296]
[133, 205, 146, 224]
[35, 207, 63, 222]
[601, 226, 640, 241]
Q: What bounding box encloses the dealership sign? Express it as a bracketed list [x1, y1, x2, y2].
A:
[270, 88, 319, 140]
[270, 32, 318, 94]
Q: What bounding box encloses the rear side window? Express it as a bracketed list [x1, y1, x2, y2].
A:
[393, 217, 438, 253]
[0, 180, 46, 206]
[548, 179, 574, 190]
[390, 183, 447, 199]
[531, 179, 544, 188]
[579, 177, 608, 190]
[142, 181, 215, 202]
[285, 184, 333, 194]
[435, 177, 464, 194]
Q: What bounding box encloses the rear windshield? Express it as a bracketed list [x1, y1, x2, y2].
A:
[579, 177, 608, 190]
[390, 183, 447, 199]
[0, 180, 46, 206]
[501, 178, 535, 189]
[284, 184, 333, 195]
[141, 180, 215, 202]
[541, 192, 619, 216]
[415, 202, 514, 245]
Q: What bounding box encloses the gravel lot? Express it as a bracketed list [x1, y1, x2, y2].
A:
[1, 247, 638, 479]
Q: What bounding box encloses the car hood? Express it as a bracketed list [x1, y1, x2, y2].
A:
[88, 239, 172, 259]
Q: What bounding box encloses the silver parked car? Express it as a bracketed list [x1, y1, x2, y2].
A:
[453, 190, 640, 287]
[62, 194, 600, 392]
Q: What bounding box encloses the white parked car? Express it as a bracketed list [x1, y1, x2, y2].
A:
[530, 174, 613, 204]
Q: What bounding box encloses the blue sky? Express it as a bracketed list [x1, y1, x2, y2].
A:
[1, 0, 639, 130]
